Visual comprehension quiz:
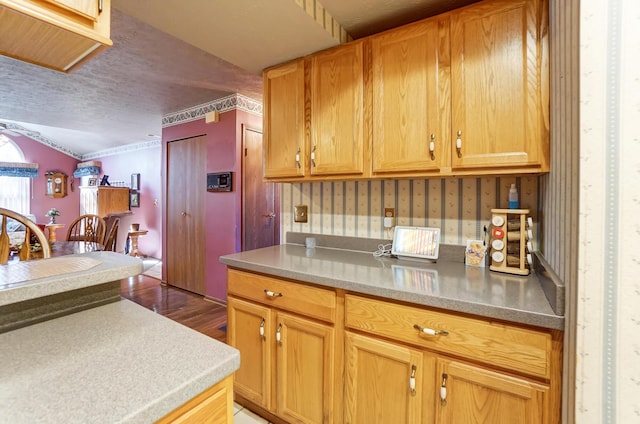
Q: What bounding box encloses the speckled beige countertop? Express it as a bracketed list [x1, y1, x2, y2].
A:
[0, 252, 143, 306]
[220, 244, 564, 330]
[0, 299, 240, 424]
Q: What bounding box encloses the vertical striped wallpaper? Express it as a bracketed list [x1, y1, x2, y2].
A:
[280, 176, 539, 245]
[542, 0, 580, 422]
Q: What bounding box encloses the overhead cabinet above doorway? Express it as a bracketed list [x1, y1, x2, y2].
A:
[262, 0, 549, 182]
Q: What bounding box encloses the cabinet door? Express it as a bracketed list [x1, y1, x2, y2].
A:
[450, 0, 547, 170]
[227, 297, 272, 409]
[43, 0, 99, 21]
[276, 311, 335, 424]
[371, 17, 451, 175]
[437, 359, 549, 424]
[310, 41, 365, 176]
[263, 59, 306, 179]
[344, 332, 428, 424]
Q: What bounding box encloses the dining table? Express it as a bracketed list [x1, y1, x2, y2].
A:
[49, 241, 104, 257]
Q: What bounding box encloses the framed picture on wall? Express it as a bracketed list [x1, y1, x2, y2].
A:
[130, 191, 140, 208]
[131, 173, 140, 190]
[88, 177, 98, 186]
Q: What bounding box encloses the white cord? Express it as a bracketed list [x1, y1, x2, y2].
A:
[372, 243, 393, 257]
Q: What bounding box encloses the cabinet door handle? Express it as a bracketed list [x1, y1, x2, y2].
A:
[264, 289, 283, 298]
[429, 133, 436, 160]
[295, 147, 301, 168]
[259, 318, 265, 340]
[410, 364, 417, 396]
[456, 130, 462, 158]
[440, 373, 448, 406]
[311, 145, 317, 167]
[276, 323, 282, 344]
[413, 324, 449, 336]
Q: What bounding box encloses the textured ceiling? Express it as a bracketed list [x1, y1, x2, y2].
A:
[0, 0, 480, 158]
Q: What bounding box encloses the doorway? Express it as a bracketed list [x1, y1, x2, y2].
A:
[242, 125, 279, 250]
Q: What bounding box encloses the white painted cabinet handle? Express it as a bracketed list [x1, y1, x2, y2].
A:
[295, 147, 301, 168]
[410, 364, 417, 396]
[413, 324, 449, 336]
[456, 130, 462, 157]
[259, 318, 265, 339]
[276, 323, 282, 344]
[440, 373, 448, 406]
[264, 289, 283, 297]
[429, 133, 435, 159]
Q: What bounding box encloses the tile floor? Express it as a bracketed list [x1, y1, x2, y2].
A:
[233, 403, 271, 423]
[140, 259, 271, 423]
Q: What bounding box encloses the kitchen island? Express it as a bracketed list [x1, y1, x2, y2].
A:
[0, 253, 240, 424]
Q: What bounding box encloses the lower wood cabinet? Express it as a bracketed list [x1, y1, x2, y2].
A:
[227, 270, 339, 424]
[156, 375, 234, 424]
[227, 269, 562, 424]
[436, 360, 549, 424]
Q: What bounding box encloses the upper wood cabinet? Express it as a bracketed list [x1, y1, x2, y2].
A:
[262, 0, 549, 180]
[263, 59, 306, 179]
[0, 0, 112, 72]
[310, 40, 366, 177]
[449, 0, 549, 172]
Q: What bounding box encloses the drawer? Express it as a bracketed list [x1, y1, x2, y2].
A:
[345, 294, 552, 379]
[227, 269, 336, 323]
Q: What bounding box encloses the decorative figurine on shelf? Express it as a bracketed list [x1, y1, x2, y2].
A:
[45, 208, 61, 224]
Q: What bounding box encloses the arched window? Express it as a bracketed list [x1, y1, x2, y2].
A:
[0, 135, 31, 214]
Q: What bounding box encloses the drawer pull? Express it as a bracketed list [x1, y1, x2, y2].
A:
[409, 364, 417, 396]
[276, 323, 282, 344]
[264, 289, 283, 298]
[413, 324, 449, 336]
[259, 318, 265, 339]
[429, 133, 436, 160]
[440, 373, 448, 406]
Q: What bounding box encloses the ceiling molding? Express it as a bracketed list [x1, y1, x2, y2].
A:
[81, 140, 162, 161]
[162, 94, 263, 128]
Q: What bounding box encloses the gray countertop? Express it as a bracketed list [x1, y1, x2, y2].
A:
[0, 299, 240, 424]
[220, 244, 564, 330]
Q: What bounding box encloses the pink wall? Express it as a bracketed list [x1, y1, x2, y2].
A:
[94, 145, 162, 258]
[7, 134, 79, 227]
[162, 110, 262, 301]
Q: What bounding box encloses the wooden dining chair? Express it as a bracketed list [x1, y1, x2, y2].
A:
[66, 214, 107, 244]
[0, 207, 51, 264]
[103, 216, 120, 252]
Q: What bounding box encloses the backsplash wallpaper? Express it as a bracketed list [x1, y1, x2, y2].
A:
[280, 176, 539, 246]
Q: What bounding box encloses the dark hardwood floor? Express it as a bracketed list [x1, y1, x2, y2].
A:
[120, 273, 227, 343]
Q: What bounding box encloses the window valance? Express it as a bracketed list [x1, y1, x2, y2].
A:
[0, 161, 39, 178]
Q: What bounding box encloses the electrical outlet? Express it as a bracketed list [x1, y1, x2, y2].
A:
[384, 208, 395, 218]
[294, 205, 308, 223]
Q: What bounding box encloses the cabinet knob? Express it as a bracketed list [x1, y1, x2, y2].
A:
[181, 212, 187, 217]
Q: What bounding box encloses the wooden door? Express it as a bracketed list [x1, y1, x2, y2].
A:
[276, 311, 335, 424]
[450, 0, 546, 170]
[371, 17, 451, 175]
[310, 41, 365, 176]
[263, 59, 306, 179]
[227, 297, 272, 409]
[166, 136, 206, 294]
[242, 126, 279, 251]
[344, 332, 426, 424]
[437, 359, 549, 423]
